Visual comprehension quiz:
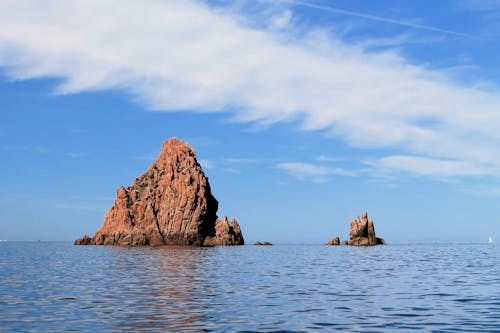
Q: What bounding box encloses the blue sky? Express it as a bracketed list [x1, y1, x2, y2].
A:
[1, 0, 500, 243]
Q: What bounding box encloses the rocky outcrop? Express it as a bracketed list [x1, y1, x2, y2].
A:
[203, 216, 244, 246]
[349, 212, 383, 246]
[75, 138, 244, 246]
[254, 241, 272, 246]
[326, 212, 385, 246]
[326, 236, 340, 245]
[74, 234, 92, 245]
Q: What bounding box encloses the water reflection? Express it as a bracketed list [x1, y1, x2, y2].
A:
[107, 246, 214, 332]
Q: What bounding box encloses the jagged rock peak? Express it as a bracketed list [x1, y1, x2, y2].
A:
[349, 212, 385, 246]
[326, 212, 385, 246]
[75, 138, 244, 246]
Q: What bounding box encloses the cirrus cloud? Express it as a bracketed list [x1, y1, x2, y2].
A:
[278, 162, 356, 183]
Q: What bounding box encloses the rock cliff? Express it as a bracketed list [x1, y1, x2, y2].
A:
[75, 138, 244, 246]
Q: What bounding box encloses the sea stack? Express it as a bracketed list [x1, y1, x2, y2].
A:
[326, 212, 385, 246]
[349, 212, 385, 246]
[75, 138, 244, 246]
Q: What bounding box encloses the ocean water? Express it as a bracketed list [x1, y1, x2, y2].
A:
[0, 242, 499, 332]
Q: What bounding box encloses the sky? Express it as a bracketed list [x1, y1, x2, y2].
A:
[1, 0, 500, 243]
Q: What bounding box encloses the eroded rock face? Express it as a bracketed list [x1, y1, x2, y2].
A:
[75, 138, 244, 246]
[349, 212, 378, 246]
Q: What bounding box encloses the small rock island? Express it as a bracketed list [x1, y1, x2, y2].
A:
[327, 212, 385, 246]
[254, 241, 273, 246]
[75, 138, 244, 246]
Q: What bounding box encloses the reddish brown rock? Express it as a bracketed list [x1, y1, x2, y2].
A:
[74, 234, 92, 245]
[349, 212, 379, 246]
[75, 138, 244, 246]
[203, 216, 244, 246]
[254, 241, 272, 246]
[326, 236, 340, 245]
[325, 212, 385, 246]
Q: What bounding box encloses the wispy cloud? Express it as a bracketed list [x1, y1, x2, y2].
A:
[3, 145, 49, 153]
[316, 155, 344, 162]
[463, 184, 500, 196]
[199, 159, 215, 169]
[365, 155, 492, 178]
[283, 0, 470, 37]
[269, 9, 293, 30]
[223, 157, 259, 164]
[460, 0, 500, 14]
[66, 152, 88, 158]
[0, 0, 499, 180]
[132, 152, 158, 161]
[278, 162, 355, 183]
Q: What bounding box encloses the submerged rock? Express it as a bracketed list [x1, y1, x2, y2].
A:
[75, 138, 244, 246]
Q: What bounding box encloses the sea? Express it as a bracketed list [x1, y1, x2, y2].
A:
[0, 242, 499, 332]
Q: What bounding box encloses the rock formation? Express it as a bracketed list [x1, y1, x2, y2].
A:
[75, 138, 244, 246]
[254, 241, 272, 246]
[349, 212, 385, 246]
[74, 235, 92, 245]
[326, 236, 340, 245]
[326, 212, 385, 246]
[203, 216, 244, 246]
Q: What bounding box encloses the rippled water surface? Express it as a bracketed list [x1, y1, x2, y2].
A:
[0, 242, 499, 332]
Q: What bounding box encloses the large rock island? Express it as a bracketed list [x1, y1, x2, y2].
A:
[75, 138, 244, 246]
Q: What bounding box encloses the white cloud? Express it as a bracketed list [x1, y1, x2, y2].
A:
[269, 9, 293, 30]
[317, 155, 344, 162]
[278, 162, 355, 183]
[464, 185, 500, 196]
[199, 159, 215, 169]
[366, 155, 492, 178]
[66, 152, 87, 158]
[223, 157, 258, 164]
[460, 0, 500, 13]
[3, 145, 49, 153]
[0, 0, 500, 178]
